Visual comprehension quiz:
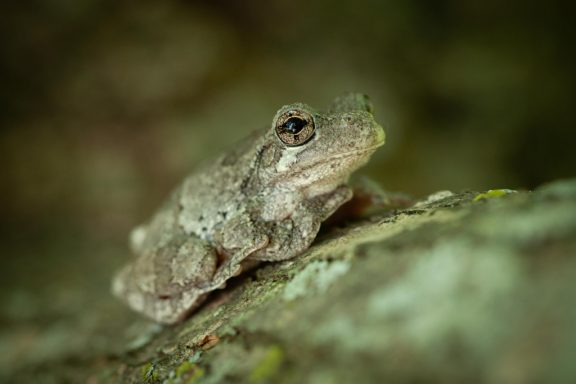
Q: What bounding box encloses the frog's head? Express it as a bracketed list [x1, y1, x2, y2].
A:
[260, 93, 385, 190]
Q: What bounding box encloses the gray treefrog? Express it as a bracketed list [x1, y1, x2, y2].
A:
[112, 93, 385, 324]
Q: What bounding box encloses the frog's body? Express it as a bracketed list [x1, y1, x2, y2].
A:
[112, 93, 385, 324]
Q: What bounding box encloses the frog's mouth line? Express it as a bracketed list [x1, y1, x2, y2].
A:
[329, 142, 384, 160]
[285, 142, 384, 176]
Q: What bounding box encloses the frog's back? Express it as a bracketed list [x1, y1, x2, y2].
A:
[171, 129, 266, 240]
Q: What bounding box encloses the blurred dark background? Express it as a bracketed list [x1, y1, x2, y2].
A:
[0, 0, 574, 373]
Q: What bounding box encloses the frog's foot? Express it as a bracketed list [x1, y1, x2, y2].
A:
[199, 234, 269, 292]
[129, 225, 148, 254]
[112, 262, 213, 324]
[325, 177, 414, 225]
[112, 232, 219, 324]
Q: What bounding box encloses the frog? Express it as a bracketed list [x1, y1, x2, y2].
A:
[112, 93, 386, 324]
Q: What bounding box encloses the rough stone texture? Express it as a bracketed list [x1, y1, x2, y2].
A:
[4, 179, 576, 383]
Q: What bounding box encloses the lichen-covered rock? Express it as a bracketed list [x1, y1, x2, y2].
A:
[6, 179, 576, 383]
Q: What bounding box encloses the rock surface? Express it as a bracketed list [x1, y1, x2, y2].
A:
[4, 179, 576, 383]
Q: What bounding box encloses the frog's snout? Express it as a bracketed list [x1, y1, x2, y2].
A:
[342, 111, 385, 149]
[372, 119, 386, 147]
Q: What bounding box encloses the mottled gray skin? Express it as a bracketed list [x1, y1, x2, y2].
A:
[112, 93, 385, 324]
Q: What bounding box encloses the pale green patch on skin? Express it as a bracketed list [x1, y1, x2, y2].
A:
[283, 260, 350, 301]
[249, 345, 285, 383]
[474, 189, 517, 201]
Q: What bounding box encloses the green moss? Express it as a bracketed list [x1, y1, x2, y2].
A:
[168, 360, 205, 384]
[185, 367, 205, 384]
[249, 345, 284, 383]
[473, 189, 516, 202]
[140, 362, 158, 382]
[175, 361, 194, 378]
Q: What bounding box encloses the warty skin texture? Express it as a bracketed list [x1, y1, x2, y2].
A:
[112, 93, 385, 324]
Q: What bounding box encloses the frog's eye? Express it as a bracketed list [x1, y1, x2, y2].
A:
[275, 110, 315, 147]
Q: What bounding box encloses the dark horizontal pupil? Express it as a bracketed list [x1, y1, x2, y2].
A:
[282, 117, 307, 134]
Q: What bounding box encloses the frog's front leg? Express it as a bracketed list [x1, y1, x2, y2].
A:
[251, 185, 353, 262]
[112, 232, 218, 324]
[308, 185, 354, 221]
[324, 178, 415, 226]
[199, 187, 350, 290]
